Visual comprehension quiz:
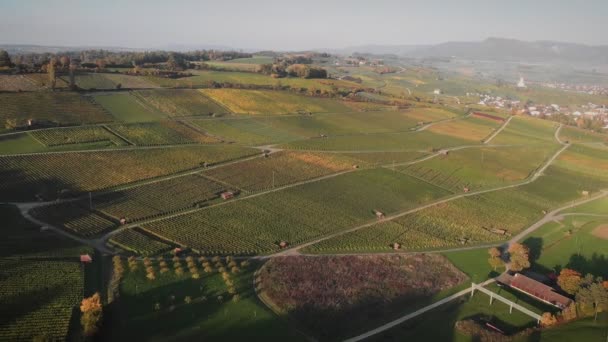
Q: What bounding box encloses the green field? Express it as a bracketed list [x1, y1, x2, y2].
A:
[491, 115, 559, 146]
[92, 93, 167, 122]
[30, 126, 127, 147]
[107, 259, 305, 341]
[560, 125, 608, 144]
[106, 121, 214, 145]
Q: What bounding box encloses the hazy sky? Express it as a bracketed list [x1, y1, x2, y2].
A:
[1, 0, 607, 50]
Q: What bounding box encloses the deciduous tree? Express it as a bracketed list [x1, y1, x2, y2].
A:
[80, 293, 103, 336]
[487, 247, 504, 271]
[507, 243, 530, 271]
[557, 268, 582, 295]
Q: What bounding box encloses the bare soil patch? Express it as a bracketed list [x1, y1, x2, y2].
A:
[592, 224, 608, 240]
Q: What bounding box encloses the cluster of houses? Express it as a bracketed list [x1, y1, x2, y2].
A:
[334, 56, 384, 67]
[541, 82, 608, 96]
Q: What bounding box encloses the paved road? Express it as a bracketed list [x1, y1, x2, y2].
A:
[343, 278, 497, 342]
[484, 116, 513, 144]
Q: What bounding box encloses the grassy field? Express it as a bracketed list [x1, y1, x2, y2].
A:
[105, 259, 305, 342]
[142, 168, 450, 255]
[0, 74, 40, 91]
[563, 196, 608, 214]
[426, 116, 502, 142]
[524, 215, 608, 278]
[92, 93, 167, 122]
[281, 130, 473, 151]
[200, 89, 354, 114]
[560, 125, 608, 144]
[0, 145, 257, 201]
[491, 115, 559, 146]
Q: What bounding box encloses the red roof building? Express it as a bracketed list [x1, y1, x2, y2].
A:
[80, 254, 93, 263]
[497, 273, 572, 309]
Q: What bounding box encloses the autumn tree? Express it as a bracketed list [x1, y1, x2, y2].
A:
[59, 55, 70, 69]
[80, 293, 103, 336]
[576, 279, 608, 321]
[540, 312, 558, 327]
[557, 268, 582, 295]
[47, 58, 57, 91]
[507, 243, 530, 272]
[487, 247, 504, 271]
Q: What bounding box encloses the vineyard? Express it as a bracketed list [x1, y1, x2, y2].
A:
[0, 259, 83, 341]
[107, 121, 217, 145]
[403, 107, 461, 123]
[281, 130, 472, 151]
[0, 145, 256, 201]
[491, 116, 559, 146]
[200, 89, 353, 114]
[559, 125, 608, 144]
[93, 173, 226, 222]
[30, 126, 127, 147]
[132, 89, 229, 116]
[191, 118, 304, 145]
[396, 145, 555, 191]
[109, 228, 174, 255]
[203, 151, 359, 192]
[0, 75, 40, 91]
[142, 169, 450, 255]
[338, 151, 428, 166]
[31, 201, 117, 237]
[427, 116, 502, 142]
[0, 92, 113, 128]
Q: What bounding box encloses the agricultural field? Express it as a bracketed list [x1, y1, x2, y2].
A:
[30, 125, 127, 147]
[107, 121, 216, 145]
[258, 254, 467, 341]
[142, 168, 450, 255]
[132, 89, 229, 116]
[93, 173, 226, 222]
[0, 259, 84, 342]
[337, 151, 429, 166]
[396, 145, 554, 191]
[203, 151, 359, 192]
[553, 144, 608, 184]
[524, 215, 608, 278]
[281, 130, 472, 151]
[108, 228, 174, 255]
[145, 69, 361, 91]
[559, 125, 608, 144]
[200, 89, 353, 114]
[426, 115, 502, 142]
[92, 93, 167, 122]
[107, 258, 305, 341]
[404, 107, 462, 123]
[491, 115, 559, 146]
[24, 73, 70, 89]
[0, 92, 113, 128]
[31, 201, 118, 237]
[0, 74, 40, 91]
[0, 145, 256, 201]
[191, 117, 305, 145]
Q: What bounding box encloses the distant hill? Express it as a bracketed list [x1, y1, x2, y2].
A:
[329, 38, 608, 65]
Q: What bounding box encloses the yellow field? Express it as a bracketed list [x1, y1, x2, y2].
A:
[199, 89, 351, 114]
[427, 116, 499, 142]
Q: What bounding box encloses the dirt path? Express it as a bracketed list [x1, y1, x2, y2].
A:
[484, 116, 513, 144]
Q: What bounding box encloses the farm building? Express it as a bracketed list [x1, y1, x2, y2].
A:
[80, 254, 93, 263]
[221, 191, 235, 200]
[497, 273, 573, 309]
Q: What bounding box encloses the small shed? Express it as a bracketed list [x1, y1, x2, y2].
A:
[352, 164, 359, 169]
[80, 254, 93, 263]
[463, 187, 470, 193]
[374, 210, 385, 220]
[279, 241, 289, 249]
[119, 218, 127, 225]
[582, 190, 589, 196]
[392, 242, 401, 250]
[221, 191, 235, 200]
[173, 247, 183, 255]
